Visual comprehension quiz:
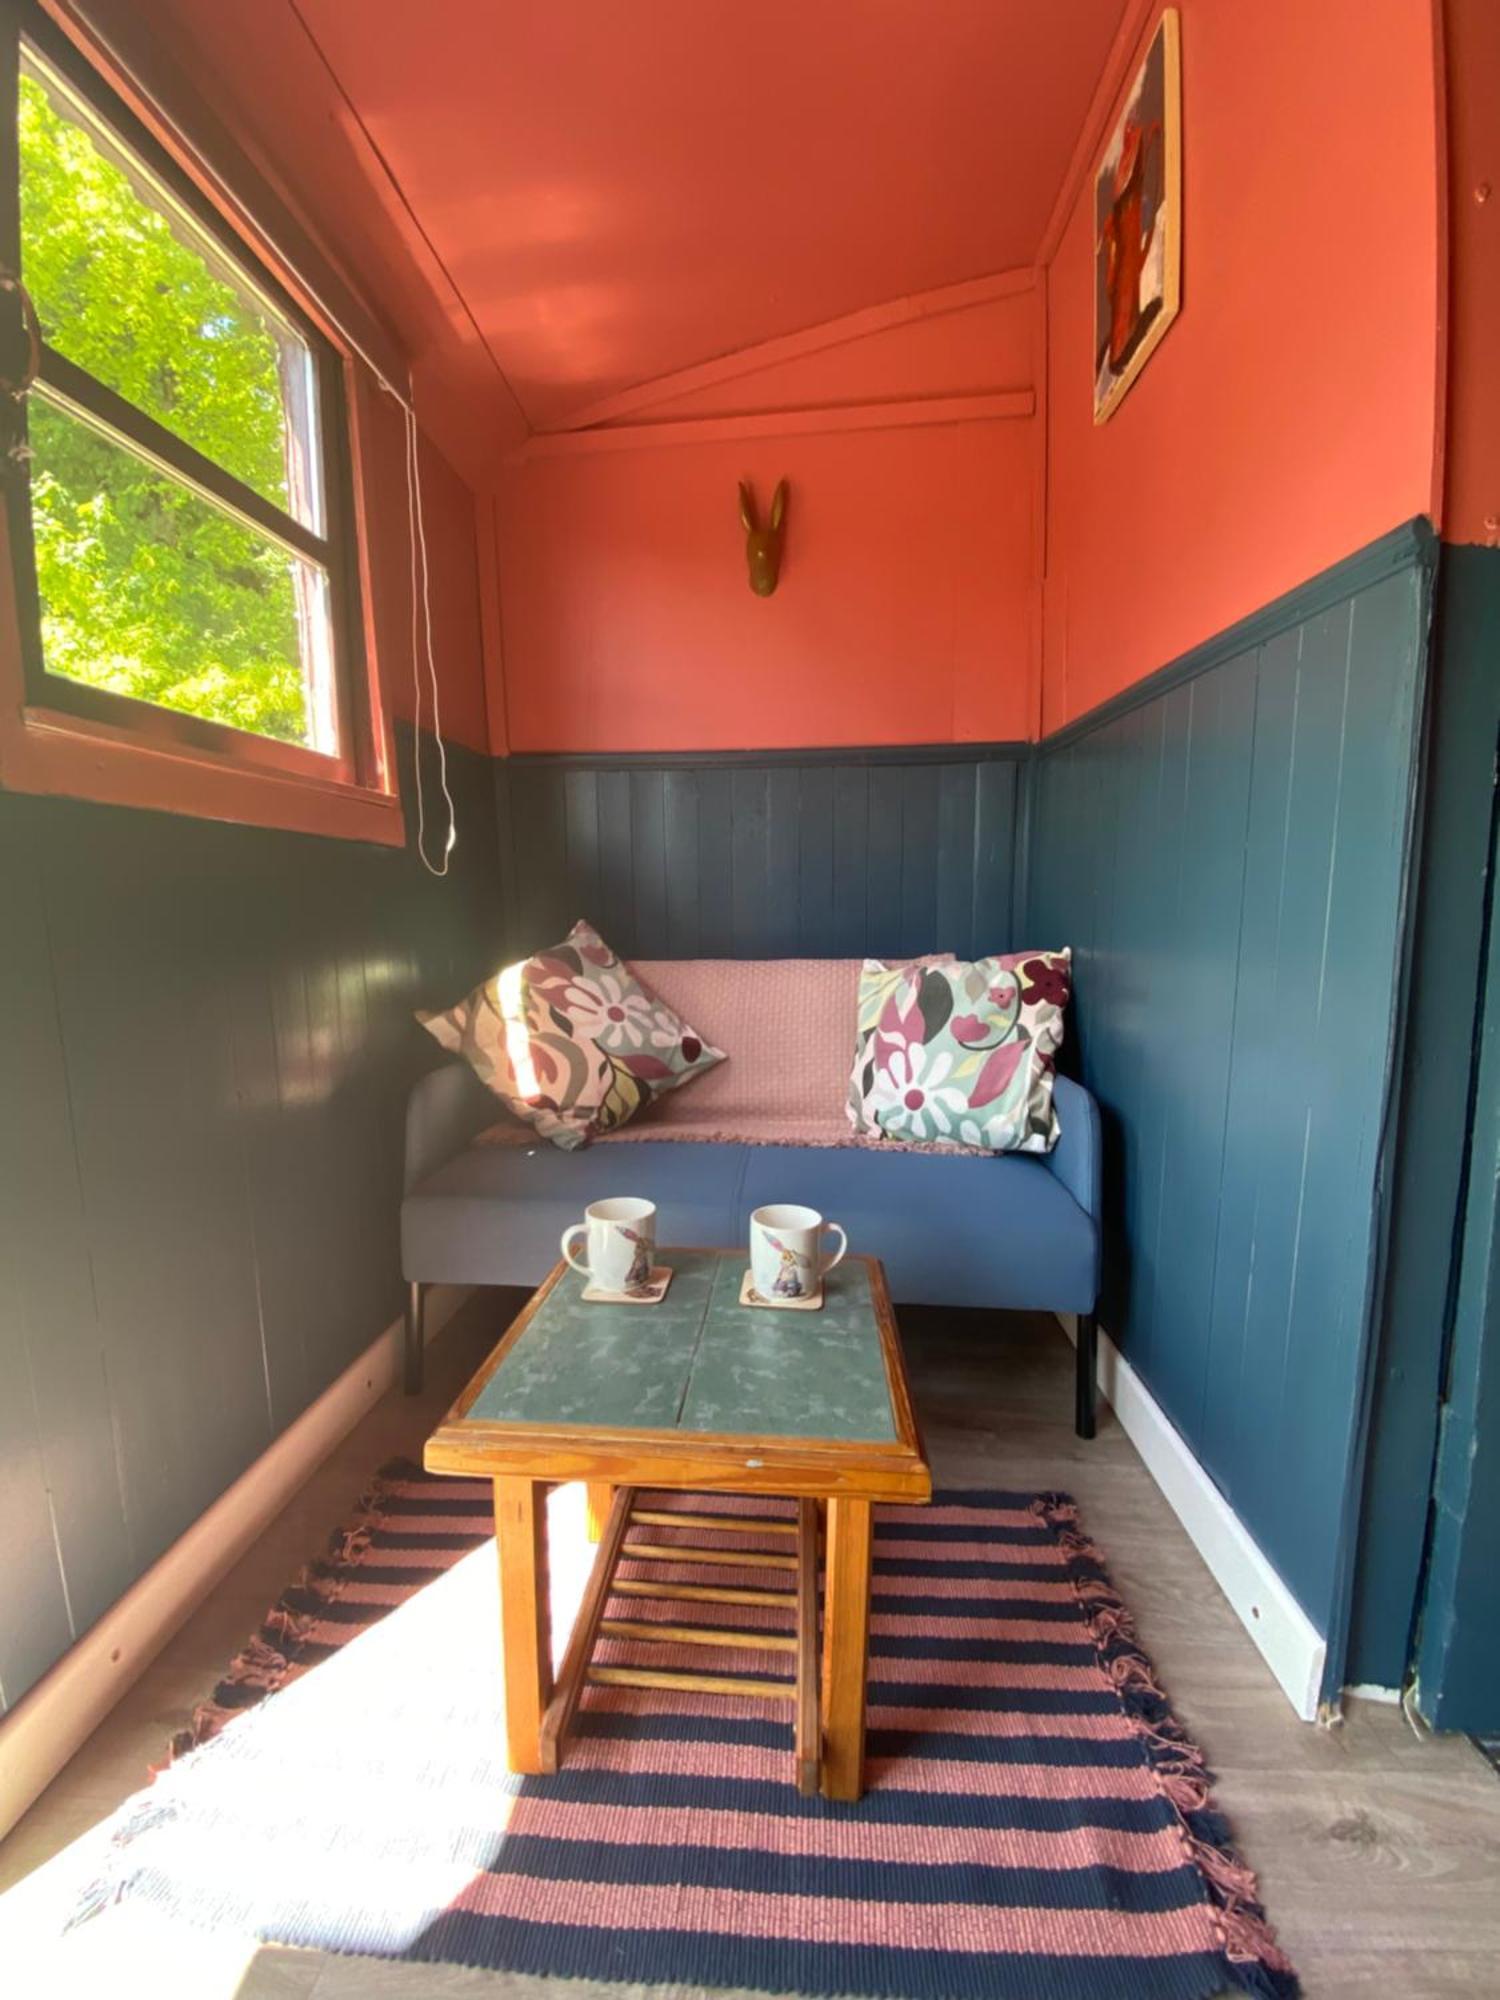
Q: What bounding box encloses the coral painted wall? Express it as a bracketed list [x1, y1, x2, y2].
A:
[359, 386, 492, 756]
[493, 288, 1040, 752]
[493, 0, 1446, 760]
[1040, 0, 1442, 731]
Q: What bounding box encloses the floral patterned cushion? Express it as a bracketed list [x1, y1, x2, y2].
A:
[417, 920, 725, 1150]
[846, 950, 1071, 1153]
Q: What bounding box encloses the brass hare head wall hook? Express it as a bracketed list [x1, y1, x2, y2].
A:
[739, 478, 787, 596]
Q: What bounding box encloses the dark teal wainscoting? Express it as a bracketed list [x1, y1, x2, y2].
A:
[494, 748, 1027, 962]
[1026, 523, 1435, 1648]
[0, 728, 502, 1713]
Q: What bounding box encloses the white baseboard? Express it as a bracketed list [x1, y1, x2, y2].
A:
[1060, 1313, 1327, 1721]
[0, 1285, 471, 1843]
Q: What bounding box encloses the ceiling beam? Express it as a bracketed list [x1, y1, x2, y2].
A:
[551, 267, 1036, 435]
[509, 389, 1034, 462]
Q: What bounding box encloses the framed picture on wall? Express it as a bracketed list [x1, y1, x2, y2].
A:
[1093, 8, 1181, 423]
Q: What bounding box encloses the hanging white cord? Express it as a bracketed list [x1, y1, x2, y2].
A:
[402, 392, 456, 876]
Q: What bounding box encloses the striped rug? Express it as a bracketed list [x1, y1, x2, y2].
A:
[74, 1464, 1297, 2000]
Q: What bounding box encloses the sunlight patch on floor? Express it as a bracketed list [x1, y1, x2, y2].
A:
[0, 1482, 599, 1982]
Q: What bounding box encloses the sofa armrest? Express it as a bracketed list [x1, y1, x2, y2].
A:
[1042, 1075, 1101, 1223]
[404, 1060, 497, 1194]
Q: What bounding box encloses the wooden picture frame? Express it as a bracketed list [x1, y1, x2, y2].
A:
[1093, 8, 1181, 423]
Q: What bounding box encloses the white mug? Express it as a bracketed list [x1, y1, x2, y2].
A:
[562, 1197, 657, 1294]
[749, 1203, 847, 1302]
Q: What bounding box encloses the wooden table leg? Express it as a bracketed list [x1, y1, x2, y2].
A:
[820, 1496, 874, 1802]
[541, 1487, 635, 1773]
[794, 1498, 821, 1796]
[584, 1482, 613, 1544]
[493, 1476, 552, 1774]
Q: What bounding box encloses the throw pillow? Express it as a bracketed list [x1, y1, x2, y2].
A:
[846, 949, 1071, 1153]
[417, 920, 725, 1150]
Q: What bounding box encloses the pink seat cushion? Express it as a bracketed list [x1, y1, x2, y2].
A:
[601, 958, 963, 1151]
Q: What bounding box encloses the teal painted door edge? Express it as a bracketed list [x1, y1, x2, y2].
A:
[1413, 749, 1500, 1730]
[1313, 533, 1442, 1703]
[1345, 545, 1500, 1688]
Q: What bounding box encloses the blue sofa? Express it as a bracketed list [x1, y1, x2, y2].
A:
[400, 1059, 1104, 1435]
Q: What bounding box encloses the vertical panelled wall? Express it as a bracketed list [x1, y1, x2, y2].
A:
[494, 751, 1026, 963]
[1027, 526, 1433, 1642]
[0, 729, 502, 1714]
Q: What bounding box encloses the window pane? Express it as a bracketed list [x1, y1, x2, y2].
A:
[29, 396, 336, 752]
[18, 52, 324, 532]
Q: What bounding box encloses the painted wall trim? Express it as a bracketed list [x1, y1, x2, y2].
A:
[501, 740, 1031, 771]
[0, 700, 408, 846]
[1058, 1314, 1327, 1721]
[554, 267, 1037, 434]
[1042, 518, 1438, 755]
[0, 1285, 470, 1842]
[510, 391, 1034, 462]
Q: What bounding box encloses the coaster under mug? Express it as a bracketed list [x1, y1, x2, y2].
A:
[739, 1269, 823, 1312]
[583, 1265, 674, 1306]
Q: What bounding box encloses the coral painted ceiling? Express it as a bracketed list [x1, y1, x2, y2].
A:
[282, 0, 1127, 432]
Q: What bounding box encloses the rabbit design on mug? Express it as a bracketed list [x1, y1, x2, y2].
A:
[622, 1226, 652, 1294]
[766, 1236, 809, 1300]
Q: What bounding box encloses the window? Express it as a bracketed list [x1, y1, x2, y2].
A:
[0, 4, 390, 826]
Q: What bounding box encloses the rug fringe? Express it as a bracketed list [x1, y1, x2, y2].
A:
[1031, 1494, 1300, 2000]
[166, 1457, 426, 1760]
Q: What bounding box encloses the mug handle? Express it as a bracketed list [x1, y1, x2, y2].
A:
[560, 1224, 590, 1276]
[819, 1222, 848, 1276]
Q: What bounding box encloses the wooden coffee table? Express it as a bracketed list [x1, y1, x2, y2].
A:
[424, 1247, 930, 1800]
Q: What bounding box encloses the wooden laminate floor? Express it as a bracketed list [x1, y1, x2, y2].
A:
[2, 1295, 1498, 1998]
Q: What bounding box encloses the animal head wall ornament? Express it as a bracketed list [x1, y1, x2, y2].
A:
[738, 477, 787, 596]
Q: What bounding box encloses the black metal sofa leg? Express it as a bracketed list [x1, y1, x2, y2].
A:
[1075, 1313, 1098, 1440]
[404, 1281, 426, 1396]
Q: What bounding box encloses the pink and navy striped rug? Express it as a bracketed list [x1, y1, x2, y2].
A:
[74, 1464, 1297, 2000]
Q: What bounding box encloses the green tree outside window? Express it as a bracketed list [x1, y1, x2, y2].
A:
[19, 65, 325, 746]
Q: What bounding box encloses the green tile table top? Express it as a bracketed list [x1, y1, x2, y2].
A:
[465, 1248, 898, 1443]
